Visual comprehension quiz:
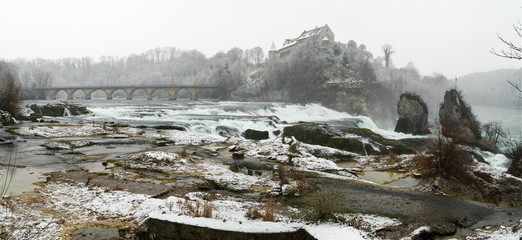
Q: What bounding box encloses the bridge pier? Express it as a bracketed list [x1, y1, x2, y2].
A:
[65, 89, 76, 100]
[145, 88, 154, 100]
[166, 88, 179, 100]
[189, 88, 201, 100]
[84, 89, 94, 100]
[103, 89, 116, 100]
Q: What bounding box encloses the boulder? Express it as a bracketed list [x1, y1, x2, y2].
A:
[135, 218, 316, 240]
[439, 89, 481, 142]
[154, 125, 186, 131]
[394, 93, 429, 135]
[216, 125, 240, 137]
[28, 113, 43, 122]
[0, 110, 14, 126]
[27, 101, 90, 117]
[242, 129, 269, 140]
[283, 124, 377, 155]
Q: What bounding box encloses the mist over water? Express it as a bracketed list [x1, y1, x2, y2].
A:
[472, 105, 522, 139]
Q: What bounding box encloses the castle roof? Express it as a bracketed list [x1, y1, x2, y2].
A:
[282, 25, 328, 48]
[270, 41, 277, 51]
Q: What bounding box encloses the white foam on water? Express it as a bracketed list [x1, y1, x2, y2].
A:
[473, 149, 510, 172]
[86, 101, 424, 141]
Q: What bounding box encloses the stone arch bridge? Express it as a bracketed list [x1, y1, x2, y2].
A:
[27, 85, 218, 100]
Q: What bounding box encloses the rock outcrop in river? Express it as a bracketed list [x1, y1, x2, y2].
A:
[439, 89, 481, 142]
[394, 93, 429, 135]
[27, 101, 91, 117]
[283, 123, 419, 155]
[0, 110, 14, 127]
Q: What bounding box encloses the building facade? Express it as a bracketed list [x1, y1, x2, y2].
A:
[269, 24, 344, 61]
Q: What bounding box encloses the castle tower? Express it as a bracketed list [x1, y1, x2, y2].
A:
[268, 41, 279, 61]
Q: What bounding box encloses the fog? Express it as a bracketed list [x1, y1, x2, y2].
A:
[0, 0, 520, 78]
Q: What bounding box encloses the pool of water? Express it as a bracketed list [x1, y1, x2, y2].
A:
[336, 161, 419, 188]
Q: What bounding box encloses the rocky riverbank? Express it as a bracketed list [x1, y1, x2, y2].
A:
[0, 116, 520, 239]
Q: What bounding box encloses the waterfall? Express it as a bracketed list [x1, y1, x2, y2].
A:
[63, 107, 72, 117]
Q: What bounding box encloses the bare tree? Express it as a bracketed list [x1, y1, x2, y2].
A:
[491, 22, 522, 94]
[491, 22, 522, 60]
[382, 44, 394, 68]
[0, 71, 22, 118]
[481, 121, 506, 145]
[21, 71, 32, 88]
[32, 69, 53, 88]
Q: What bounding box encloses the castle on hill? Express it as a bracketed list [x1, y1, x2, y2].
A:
[268, 24, 346, 61]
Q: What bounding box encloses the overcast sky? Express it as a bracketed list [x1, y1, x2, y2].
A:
[1, 0, 520, 77]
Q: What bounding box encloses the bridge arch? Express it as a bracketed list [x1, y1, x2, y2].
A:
[174, 88, 193, 100]
[89, 89, 108, 100]
[71, 89, 86, 99]
[128, 89, 149, 100]
[53, 90, 68, 100]
[151, 89, 169, 100]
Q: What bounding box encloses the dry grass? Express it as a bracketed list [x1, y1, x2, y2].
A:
[385, 151, 401, 165]
[228, 164, 238, 173]
[278, 166, 290, 185]
[104, 183, 124, 192]
[176, 148, 191, 159]
[202, 201, 213, 218]
[177, 199, 213, 218]
[262, 197, 276, 222]
[245, 206, 263, 220]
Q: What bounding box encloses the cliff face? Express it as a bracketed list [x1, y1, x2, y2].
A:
[439, 89, 481, 142]
[394, 93, 429, 135]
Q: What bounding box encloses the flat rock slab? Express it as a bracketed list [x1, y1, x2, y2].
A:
[56, 170, 172, 197]
[135, 218, 316, 240]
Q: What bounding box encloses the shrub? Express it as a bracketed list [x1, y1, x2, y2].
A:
[304, 189, 344, 223]
[504, 136, 522, 177]
[481, 121, 506, 146]
[0, 71, 22, 118]
[416, 125, 474, 183]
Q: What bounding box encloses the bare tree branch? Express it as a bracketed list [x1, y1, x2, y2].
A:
[491, 22, 522, 60]
[507, 79, 522, 96]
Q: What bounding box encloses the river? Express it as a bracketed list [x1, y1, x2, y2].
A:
[1, 99, 519, 196]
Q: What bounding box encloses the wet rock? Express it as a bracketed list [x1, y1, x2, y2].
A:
[272, 130, 281, 136]
[135, 218, 316, 240]
[342, 128, 419, 155]
[154, 125, 186, 131]
[268, 115, 281, 124]
[283, 123, 375, 155]
[439, 89, 481, 142]
[27, 101, 90, 117]
[216, 125, 240, 137]
[74, 227, 119, 240]
[232, 152, 245, 159]
[0, 110, 14, 126]
[242, 129, 269, 140]
[394, 93, 430, 135]
[26, 113, 43, 122]
[284, 123, 419, 155]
